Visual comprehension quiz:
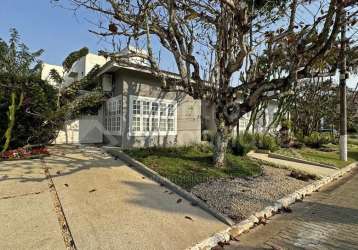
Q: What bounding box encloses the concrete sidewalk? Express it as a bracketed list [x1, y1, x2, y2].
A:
[1, 145, 226, 250]
[248, 152, 336, 177]
[0, 159, 64, 250]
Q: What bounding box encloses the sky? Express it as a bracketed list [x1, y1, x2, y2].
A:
[0, 0, 356, 88]
[0, 0, 114, 65]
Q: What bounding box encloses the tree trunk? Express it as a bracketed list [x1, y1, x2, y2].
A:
[213, 121, 231, 168]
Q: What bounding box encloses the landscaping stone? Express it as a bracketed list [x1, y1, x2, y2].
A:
[189, 162, 357, 250]
[191, 166, 311, 222]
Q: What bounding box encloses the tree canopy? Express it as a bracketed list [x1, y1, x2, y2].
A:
[60, 0, 357, 166]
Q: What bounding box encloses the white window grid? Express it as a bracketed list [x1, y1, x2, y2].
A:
[104, 96, 121, 134]
[129, 95, 177, 136]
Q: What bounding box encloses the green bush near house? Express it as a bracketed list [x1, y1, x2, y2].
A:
[230, 132, 278, 156]
[230, 133, 256, 156]
[254, 133, 279, 152]
[302, 132, 336, 148]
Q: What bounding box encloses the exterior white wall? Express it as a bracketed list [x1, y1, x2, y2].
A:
[84, 53, 108, 75]
[54, 120, 79, 144]
[42, 53, 108, 144]
[203, 100, 279, 137]
[79, 115, 103, 143]
[41, 63, 64, 87]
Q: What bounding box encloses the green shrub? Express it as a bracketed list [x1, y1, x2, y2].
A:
[230, 133, 256, 156]
[230, 132, 278, 156]
[347, 125, 358, 134]
[254, 133, 279, 151]
[303, 132, 336, 148]
[281, 119, 292, 130]
[202, 130, 215, 142]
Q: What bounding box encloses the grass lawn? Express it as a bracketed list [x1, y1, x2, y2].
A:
[276, 140, 358, 169]
[124, 145, 262, 190]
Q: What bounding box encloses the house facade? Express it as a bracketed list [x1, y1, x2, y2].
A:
[42, 48, 201, 147]
[43, 47, 278, 147]
[98, 61, 202, 148]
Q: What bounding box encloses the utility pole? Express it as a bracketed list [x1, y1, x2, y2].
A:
[339, 7, 348, 161]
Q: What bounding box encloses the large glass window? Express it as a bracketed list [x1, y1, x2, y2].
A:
[104, 96, 121, 133]
[129, 95, 177, 136]
[143, 101, 150, 115]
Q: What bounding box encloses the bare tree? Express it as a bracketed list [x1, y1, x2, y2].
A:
[61, 0, 357, 167]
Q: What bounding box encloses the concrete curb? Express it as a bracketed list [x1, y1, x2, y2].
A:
[249, 157, 323, 179]
[187, 162, 358, 250]
[268, 153, 338, 170]
[101, 146, 235, 226]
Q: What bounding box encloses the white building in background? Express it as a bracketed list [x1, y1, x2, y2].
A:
[42, 53, 109, 144]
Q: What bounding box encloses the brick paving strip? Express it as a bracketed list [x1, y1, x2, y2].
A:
[188, 162, 358, 250]
[42, 159, 77, 250]
[226, 167, 358, 249]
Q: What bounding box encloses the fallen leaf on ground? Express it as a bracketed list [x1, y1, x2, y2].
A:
[218, 241, 230, 247]
[283, 207, 292, 213]
[184, 216, 193, 221]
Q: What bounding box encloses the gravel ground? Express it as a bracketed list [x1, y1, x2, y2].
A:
[191, 166, 312, 222]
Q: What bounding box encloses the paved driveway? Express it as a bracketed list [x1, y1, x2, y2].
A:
[0, 145, 226, 250]
[225, 167, 358, 250]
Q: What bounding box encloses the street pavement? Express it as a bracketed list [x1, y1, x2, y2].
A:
[225, 167, 358, 250]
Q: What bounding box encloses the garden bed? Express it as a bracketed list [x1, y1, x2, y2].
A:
[0, 146, 49, 161]
[191, 165, 312, 222]
[124, 145, 314, 223]
[124, 145, 262, 190]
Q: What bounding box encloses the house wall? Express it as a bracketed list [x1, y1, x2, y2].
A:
[103, 71, 124, 146]
[202, 100, 279, 136]
[105, 69, 201, 148]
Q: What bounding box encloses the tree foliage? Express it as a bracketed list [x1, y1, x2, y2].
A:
[0, 29, 58, 151]
[64, 0, 357, 167]
[0, 30, 104, 151]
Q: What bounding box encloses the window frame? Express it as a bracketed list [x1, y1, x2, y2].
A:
[129, 95, 177, 136]
[103, 95, 122, 135]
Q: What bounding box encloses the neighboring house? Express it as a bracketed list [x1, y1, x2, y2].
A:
[202, 100, 279, 137]
[42, 53, 109, 144]
[42, 47, 278, 147]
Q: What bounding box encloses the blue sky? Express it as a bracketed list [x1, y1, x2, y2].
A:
[0, 0, 111, 65]
[0, 0, 356, 88]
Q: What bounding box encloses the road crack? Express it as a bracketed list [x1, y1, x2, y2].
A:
[42, 159, 77, 250]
